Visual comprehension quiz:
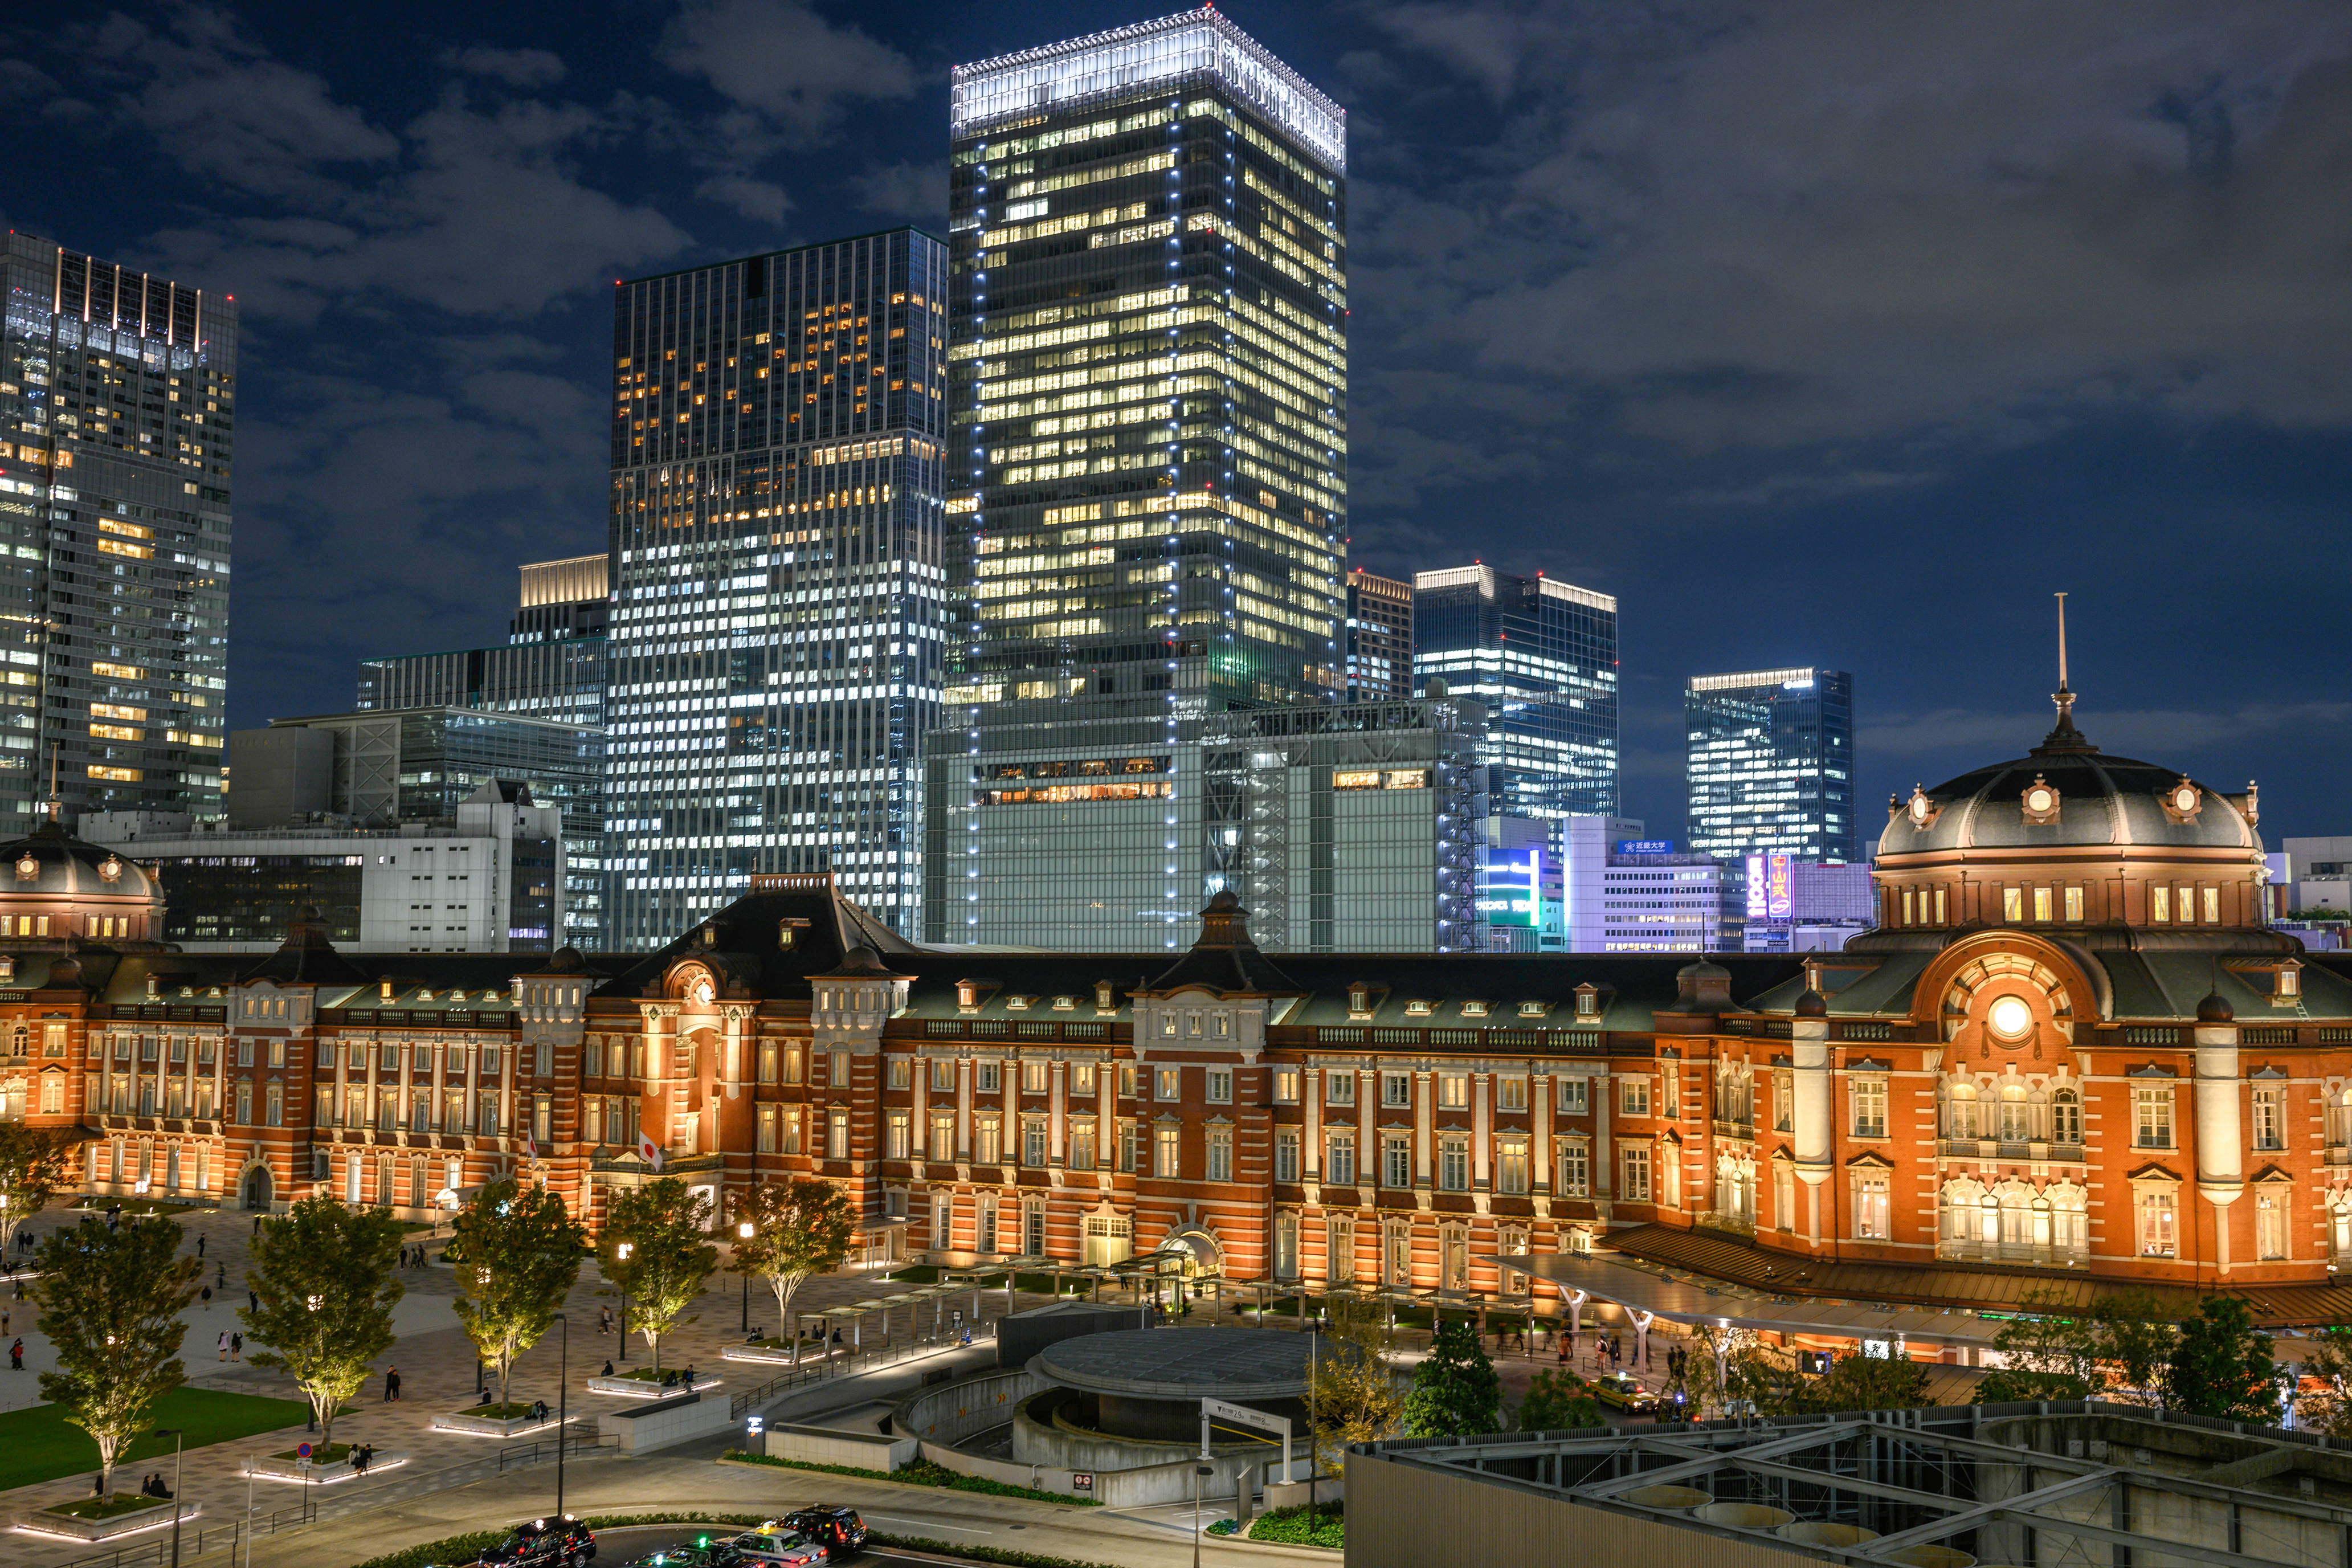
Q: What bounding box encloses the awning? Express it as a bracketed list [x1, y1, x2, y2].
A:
[1489, 1251, 2007, 1350]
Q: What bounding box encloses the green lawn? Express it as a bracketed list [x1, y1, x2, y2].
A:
[0, 1387, 316, 1493]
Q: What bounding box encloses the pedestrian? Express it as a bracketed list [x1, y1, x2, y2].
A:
[2, 1306, 9, 1336]
[217, 1330, 229, 1363]
[199, 1287, 211, 1310]
[252, 1215, 262, 1239]
[385, 1365, 401, 1402]
[598, 1306, 611, 1336]
[9, 1338, 22, 1370]
[230, 1332, 242, 1362]
[248, 1290, 258, 1314]
[195, 1234, 206, 1259]
[1558, 1334, 1571, 1366]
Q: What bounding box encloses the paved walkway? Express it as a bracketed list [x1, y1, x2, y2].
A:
[0, 1204, 1064, 1568]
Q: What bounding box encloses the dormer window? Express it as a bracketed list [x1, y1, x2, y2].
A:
[1006, 995, 1034, 1012]
[1575, 990, 1598, 1017]
[1052, 995, 1076, 1011]
[1404, 999, 1433, 1016]
[1462, 1000, 1490, 1019]
[1095, 980, 1115, 1010]
[956, 982, 981, 1011]
[1348, 984, 1370, 1015]
[2281, 966, 2302, 999]
[1518, 1001, 1547, 1018]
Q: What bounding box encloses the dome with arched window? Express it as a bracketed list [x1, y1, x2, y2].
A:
[0, 812, 166, 946]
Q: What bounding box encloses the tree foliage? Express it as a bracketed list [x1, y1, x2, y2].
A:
[2293, 1326, 2352, 1436]
[2167, 1296, 2278, 1423]
[241, 1197, 405, 1444]
[1516, 1368, 1604, 1432]
[1306, 1292, 1403, 1468]
[0, 1123, 71, 1225]
[599, 1177, 718, 1370]
[730, 1178, 858, 1329]
[1401, 1318, 1502, 1438]
[34, 1217, 201, 1490]
[446, 1179, 587, 1410]
[1974, 1288, 2177, 1405]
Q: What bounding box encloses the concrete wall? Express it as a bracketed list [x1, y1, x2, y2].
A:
[601, 1391, 735, 1454]
[761, 1424, 916, 1472]
[889, 1369, 1047, 1446]
[1345, 1448, 1817, 1568]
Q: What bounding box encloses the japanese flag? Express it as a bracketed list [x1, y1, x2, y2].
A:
[637, 1133, 664, 1172]
[524, 1132, 537, 1163]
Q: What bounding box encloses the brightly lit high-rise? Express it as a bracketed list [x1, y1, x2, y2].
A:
[923, 9, 1348, 948]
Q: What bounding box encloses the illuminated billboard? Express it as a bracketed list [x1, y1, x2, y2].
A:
[1481, 849, 1543, 928]
[1745, 854, 1767, 920]
[1766, 852, 1794, 920]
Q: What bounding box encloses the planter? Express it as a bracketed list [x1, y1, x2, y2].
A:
[589, 1373, 721, 1398]
[244, 1451, 410, 1483]
[431, 1408, 564, 1438]
[17, 1498, 193, 1542]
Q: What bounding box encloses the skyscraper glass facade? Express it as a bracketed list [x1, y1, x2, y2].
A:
[0, 233, 232, 821]
[1344, 566, 1411, 702]
[1411, 565, 1618, 819]
[1685, 666, 1856, 865]
[357, 556, 611, 729]
[922, 9, 1348, 948]
[607, 230, 950, 947]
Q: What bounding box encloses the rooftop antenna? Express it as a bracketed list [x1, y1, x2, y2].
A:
[2055, 590, 2069, 694]
[44, 743, 58, 823]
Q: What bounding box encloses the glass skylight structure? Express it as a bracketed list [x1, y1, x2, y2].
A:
[1685, 667, 1855, 864]
[607, 229, 950, 947]
[922, 9, 1348, 948]
[1411, 566, 1619, 820]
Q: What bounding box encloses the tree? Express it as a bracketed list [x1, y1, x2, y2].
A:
[1811, 1350, 1934, 1412]
[34, 1217, 201, 1493]
[1402, 1318, 1502, 1438]
[2167, 1296, 2278, 1424]
[1973, 1289, 2177, 1406]
[2294, 1326, 2352, 1437]
[1306, 1291, 1404, 1468]
[0, 1123, 71, 1231]
[241, 1197, 405, 1444]
[599, 1177, 718, 1371]
[445, 1179, 587, 1411]
[730, 1178, 857, 1341]
[1516, 1367, 1604, 1432]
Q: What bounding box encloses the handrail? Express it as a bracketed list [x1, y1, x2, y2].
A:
[729, 1321, 998, 1419]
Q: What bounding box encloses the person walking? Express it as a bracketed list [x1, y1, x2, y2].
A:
[598, 1306, 611, 1336]
[9, 1338, 22, 1370]
[384, 1365, 401, 1402]
[230, 1332, 242, 1362]
[199, 1287, 211, 1311]
[217, 1330, 229, 1363]
[195, 1234, 206, 1259]
[2, 1306, 9, 1336]
[252, 1215, 262, 1239]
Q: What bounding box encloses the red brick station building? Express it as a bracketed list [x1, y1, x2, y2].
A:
[7, 687, 2352, 1330]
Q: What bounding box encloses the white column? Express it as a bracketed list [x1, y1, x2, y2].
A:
[1792, 1004, 1833, 1235]
[2195, 1011, 2244, 1273]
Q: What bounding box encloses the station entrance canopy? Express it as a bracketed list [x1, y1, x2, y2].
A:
[1491, 1250, 2007, 1353]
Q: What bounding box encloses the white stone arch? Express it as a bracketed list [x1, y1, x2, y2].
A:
[2045, 1179, 2089, 1263]
[1940, 1176, 1988, 1248]
[1992, 1177, 2038, 1252]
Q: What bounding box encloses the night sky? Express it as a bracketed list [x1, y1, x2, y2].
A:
[6, 1, 2348, 847]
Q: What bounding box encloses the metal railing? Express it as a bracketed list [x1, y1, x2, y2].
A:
[728, 1320, 998, 1419]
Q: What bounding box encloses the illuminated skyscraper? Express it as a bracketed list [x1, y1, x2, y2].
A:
[1344, 566, 1411, 702]
[607, 230, 950, 947]
[1685, 666, 1856, 865]
[0, 234, 232, 820]
[1411, 565, 1618, 819]
[923, 9, 1348, 948]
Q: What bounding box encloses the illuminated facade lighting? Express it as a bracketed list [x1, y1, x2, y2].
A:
[1685, 667, 1856, 865]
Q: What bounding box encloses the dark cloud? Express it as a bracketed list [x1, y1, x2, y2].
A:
[659, 0, 917, 140]
[845, 160, 945, 224]
[444, 46, 570, 88]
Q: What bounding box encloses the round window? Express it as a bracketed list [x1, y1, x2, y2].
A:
[1986, 995, 2034, 1041]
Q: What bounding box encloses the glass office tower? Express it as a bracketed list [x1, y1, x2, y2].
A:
[607, 230, 949, 946]
[0, 234, 232, 821]
[357, 555, 611, 729]
[1411, 565, 1619, 819]
[1685, 666, 1856, 864]
[1344, 566, 1411, 701]
[924, 9, 1348, 948]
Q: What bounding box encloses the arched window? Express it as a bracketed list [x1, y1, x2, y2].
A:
[1946, 1081, 1979, 1141]
[1998, 1086, 2031, 1143]
[2052, 1087, 2082, 1145]
[2330, 1091, 2352, 1152]
[1939, 1178, 1987, 1253]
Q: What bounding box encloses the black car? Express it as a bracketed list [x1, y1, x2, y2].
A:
[618, 1544, 744, 1568]
[475, 1517, 597, 1568]
[778, 1508, 865, 1559]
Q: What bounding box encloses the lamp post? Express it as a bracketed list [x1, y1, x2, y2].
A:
[614, 1242, 632, 1363]
[738, 1221, 754, 1334]
[551, 1312, 569, 1518]
[152, 1427, 185, 1568]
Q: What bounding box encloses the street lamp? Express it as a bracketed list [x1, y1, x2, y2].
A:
[737, 1221, 754, 1334]
[550, 1312, 569, 1518]
[151, 1427, 185, 1568]
[614, 1243, 632, 1364]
